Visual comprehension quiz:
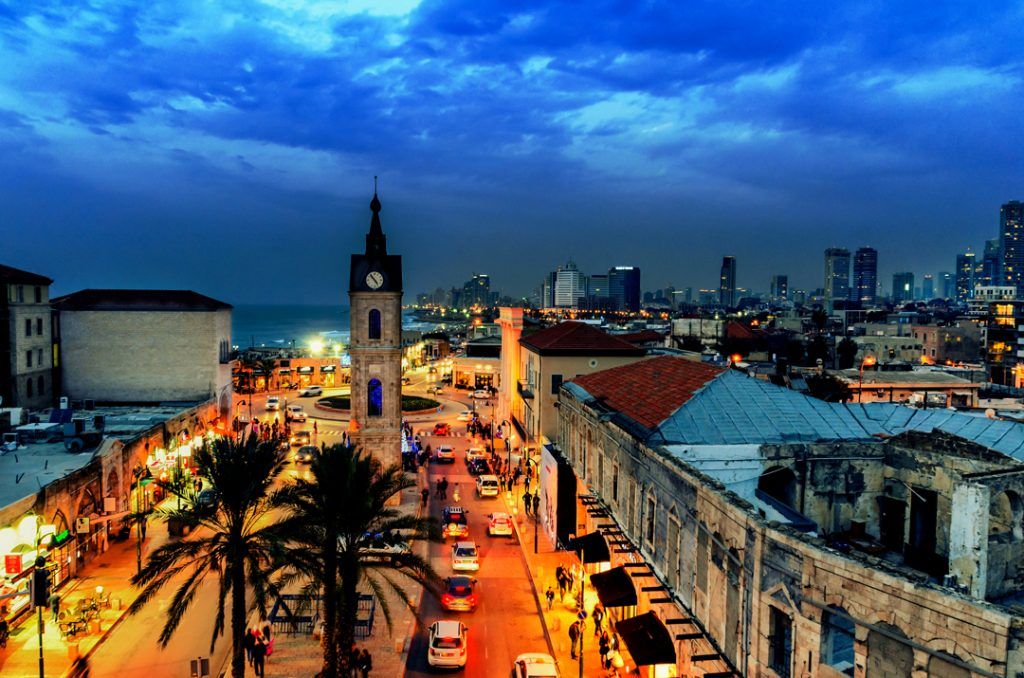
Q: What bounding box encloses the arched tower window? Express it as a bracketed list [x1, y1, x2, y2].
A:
[368, 378, 383, 417]
[368, 309, 381, 340]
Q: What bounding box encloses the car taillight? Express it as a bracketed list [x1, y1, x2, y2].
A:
[442, 594, 453, 605]
[429, 648, 438, 656]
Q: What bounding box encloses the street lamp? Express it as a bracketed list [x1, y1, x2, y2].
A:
[132, 465, 154, 575]
[569, 533, 588, 678]
[858, 355, 877, 403]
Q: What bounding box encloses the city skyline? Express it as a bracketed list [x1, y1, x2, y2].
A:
[2, 2, 1023, 303]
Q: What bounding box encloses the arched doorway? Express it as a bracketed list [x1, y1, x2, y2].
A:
[927, 652, 969, 678]
[866, 622, 913, 677]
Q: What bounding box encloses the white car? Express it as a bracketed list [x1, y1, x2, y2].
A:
[451, 541, 480, 571]
[513, 653, 560, 678]
[457, 410, 473, 422]
[428, 620, 468, 668]
[287, 404, 307, 422]
[427, 385, 444, 395]
[487, 511, 513, 536]
[435, 445, 456, 463]
[266, 396, 280, 411]
[299, 385, 322, 397]
[472, 390, 489, 399]
[466, 447, 486, 463]
[476, 475, 500, 498]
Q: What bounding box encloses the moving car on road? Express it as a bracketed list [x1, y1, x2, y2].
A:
[451, 541, 480, 571]
[426, 385, 444, 395]
[433, 422, 451, 436]
[427, 620, 468, 669]
[457, 410, 473, 422]
[472, 389, 489, 399]
[442, 506, 470, 539]
[266, 396, 280, 411]
[298, 385, 322, 397]
[465, 447, 486, 463]
[512, 653, 560, 678]
[294, 445, 317, 463]
[435, 445, 456, 463]
[487, 511, 513, 536]
[287, 404, 307, 422]
[476, 475, 500, 498]
[290, 430, 311, 447]
[441, 576, 478, 612]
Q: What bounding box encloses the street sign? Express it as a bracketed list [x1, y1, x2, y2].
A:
[577, 610, 588, 620]
[75, 517, 90, 534]
[189, 657, 210, 677]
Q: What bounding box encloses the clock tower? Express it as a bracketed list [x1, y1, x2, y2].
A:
[348, 188, 403, 469]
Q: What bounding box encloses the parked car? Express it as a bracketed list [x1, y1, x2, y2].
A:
[435, 445, 456, 463]
[513, 653, 560, 678]
[466, 458, 490, 476]
[487, 511, 513, 536]
[294, 445, 317, 464]
[266, 396, 281, 411]
[472, 390, 490, 399]
[433, 422, 451, 436]
[427, 620, 468, 669]
[299, 385, 323, 397]
[451, 541, 480, 571]
[363, 532, 411, 564]
[441, 576, 479, 612]
[457, 410, 473, 422]
[290, 430, 311, 447]
[476, 475, 500, 498]
[442, 506, 470, 539]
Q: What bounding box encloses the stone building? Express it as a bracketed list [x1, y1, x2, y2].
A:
[53, 289, 232, 409]
[0, 263, 56, 409]
[553, 355, 1024, 677]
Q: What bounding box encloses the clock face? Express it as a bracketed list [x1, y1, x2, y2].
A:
[365, 271, 384, 289]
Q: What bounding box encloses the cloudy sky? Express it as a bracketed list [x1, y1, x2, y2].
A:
[1, 0, 1022, 304]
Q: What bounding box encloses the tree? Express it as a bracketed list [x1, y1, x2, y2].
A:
[805, 373, 854, 403]
[127, 434, 288, 678]
[807, 334, 831, 367]
[810, 307, 829, 333]
[277, 444, 439, 677]
[836, 337, 859, 369]
[258, 358, 278, 392]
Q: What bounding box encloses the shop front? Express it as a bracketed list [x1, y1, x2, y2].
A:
[0, 514, 69, 624]
[296, 365, 315, 387]
[320, 364, 336, 388]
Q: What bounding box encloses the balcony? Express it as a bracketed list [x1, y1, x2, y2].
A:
[517, 379, 534, 399]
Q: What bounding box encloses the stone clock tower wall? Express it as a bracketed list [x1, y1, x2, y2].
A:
[348, 191, 403, 469]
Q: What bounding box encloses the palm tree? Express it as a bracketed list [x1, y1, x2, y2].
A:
[276, 444, 439, 678]
[127, 433, 288, 678]
[257, 358, 277, 392]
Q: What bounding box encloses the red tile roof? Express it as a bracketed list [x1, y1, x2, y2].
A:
[571, 356, 723, 429]
[519, 322, 644, 355]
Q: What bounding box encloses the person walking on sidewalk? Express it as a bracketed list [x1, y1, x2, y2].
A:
[592, 603, 605, 637]
[358, 648, 372, 678]
[532, 493, 540, 516]
[545, 586, 555, 610]
[49, 592, 60, 622]
[599, 630, 611, 669]
[251, 635, 267, 677]
[244, 628, 256, 665]
[524, 474, 531, 493]
[523, 489, 532, 516]
[568, 620, 581, 659]
[556, 565, 567, 601]
[421, 488, 430, 508]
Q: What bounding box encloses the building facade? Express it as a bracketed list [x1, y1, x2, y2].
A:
[0, 264, 55, 409]
[1000, 200, 1024, 296]
[824, 247, 851, 310]
[719, 256, 737, 308]
[348, 191, 403, 468]
[892, 271, 915, 304]
[853, 247, 878, 306]
[609, 266, 641, 312]
[957, 250, 977, 302]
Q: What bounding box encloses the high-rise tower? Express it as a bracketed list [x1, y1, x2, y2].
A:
[853, 247, 878, 306]
[1001, 201, 1024, 296]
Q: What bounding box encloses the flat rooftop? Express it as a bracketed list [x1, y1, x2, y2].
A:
[838, 369, 979, 387]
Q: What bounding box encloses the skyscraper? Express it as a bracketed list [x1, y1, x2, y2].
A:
[938, 271, 954, 299]
[1001, 201, 1024, 296]
[608, 266, 641, 312]
[554, 259, 586, 308]
[462, 273, 491, 307]
[824, 247, 851, 310]
[586, 273, 609, 309]
[892, 272, 915, 304]
[981, 237, 1002, 287]
[922, 274, 934, 300]
[770, 274, 788, 301]
[955, 250, 976, 302]
[853, 247, 878, 306]
[719, 256, 737, 307]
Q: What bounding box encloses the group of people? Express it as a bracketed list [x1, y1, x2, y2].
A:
[243, 625, 273, 677]
[566, 604, 622, 672]
[554, 563, 577, 602]
[338, 644, 373, 677]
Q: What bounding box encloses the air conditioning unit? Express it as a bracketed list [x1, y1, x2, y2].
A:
[93, 415, 106, 431]
[59, 396, 69, 409]
[942, 574, 958, 588]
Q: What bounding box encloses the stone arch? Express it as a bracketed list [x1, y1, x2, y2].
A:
[105, 466, 120, 503]
[368, 309, 381, 340]
[51, 509, 69, 535]
[758, 465, 798, 510]
[76, 485, 101, 519]
[866, 622, 913, 677]
[368, 378, 383, 417]
[989, 489, 1023, 539]
[820, 605, 856, 675]
[927, 652, 969, 678]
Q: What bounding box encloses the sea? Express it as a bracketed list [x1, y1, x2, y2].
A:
[232, 304, 435, 349]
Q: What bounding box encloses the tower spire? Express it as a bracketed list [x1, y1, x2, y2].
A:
[366, 177, 386, 257]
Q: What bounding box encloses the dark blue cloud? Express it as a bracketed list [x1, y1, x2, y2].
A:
[0, 0, 1021, 303]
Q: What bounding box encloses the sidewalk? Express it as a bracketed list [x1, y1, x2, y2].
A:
[504, 492, 612, 678]
[0, 523, 172, 678]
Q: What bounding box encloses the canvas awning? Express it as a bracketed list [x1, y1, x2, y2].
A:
[590, 566, 637, 607]
[571, 531, 610, 564]
[615, 611, 676, 666]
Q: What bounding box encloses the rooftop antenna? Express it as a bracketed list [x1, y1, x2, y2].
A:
[374, 175, 378, 195]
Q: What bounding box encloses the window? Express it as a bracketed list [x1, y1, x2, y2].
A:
[36, 317, 42, 335]
[820, 606, 855, 676]
[37, 375, 44, 397]
[25, 318, 31, 336]
[666, 512, 680, 591]
[597, 455, 604, 496]
[368, 378, 383, 417]
[551, 374, 563, 395]
[25, 350, 32, 368]
[695, 527, 708, 593]
[768, 607, 792, 677]
[34, 286, 41, 303]
[627, 480, 637, 535]
[645, 495, 656, 546]
[612, 464, 619, 503]
[26, 378, 33, 398]
[368, 309, 381, 340]
[36, 348, 43, 367]
[17, 285, 24, 303]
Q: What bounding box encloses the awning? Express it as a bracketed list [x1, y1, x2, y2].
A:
[321, 365, 336, 373]
[615, 611, 676, 666]
[511, 416, 528, 441]
[571, 531, 610, 564]
[590, 566, 637, 607]
[297, 366, 314, 374]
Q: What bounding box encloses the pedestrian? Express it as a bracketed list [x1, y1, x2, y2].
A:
[358, 648, 372, 678]
[244, 628, 256, 665]
[593, 603, 605, 636]
[568, 620, 581, 659]
[251, 635, 266, 677]
[599, 631, 611, 669]
[349, 644, 361, 677]
[49, 592, 60, 622]
[532, 493, 540, 516]
[421, 488, 430, 508]
[545, 586, 555, 610]
[435, 478, 443, 498]
[441, 477, 448, 499]
[524, 475, 531, 493]
[556, 566, 567, 601]
[523, 490, 532, 516]
[313, 421, 318, 436]
[262, 622, 272, 644]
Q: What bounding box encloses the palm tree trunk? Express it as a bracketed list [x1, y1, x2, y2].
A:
[321, 542, 339, 678]
[230, 559, 247, 678]
[337, 558, 359, 666]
